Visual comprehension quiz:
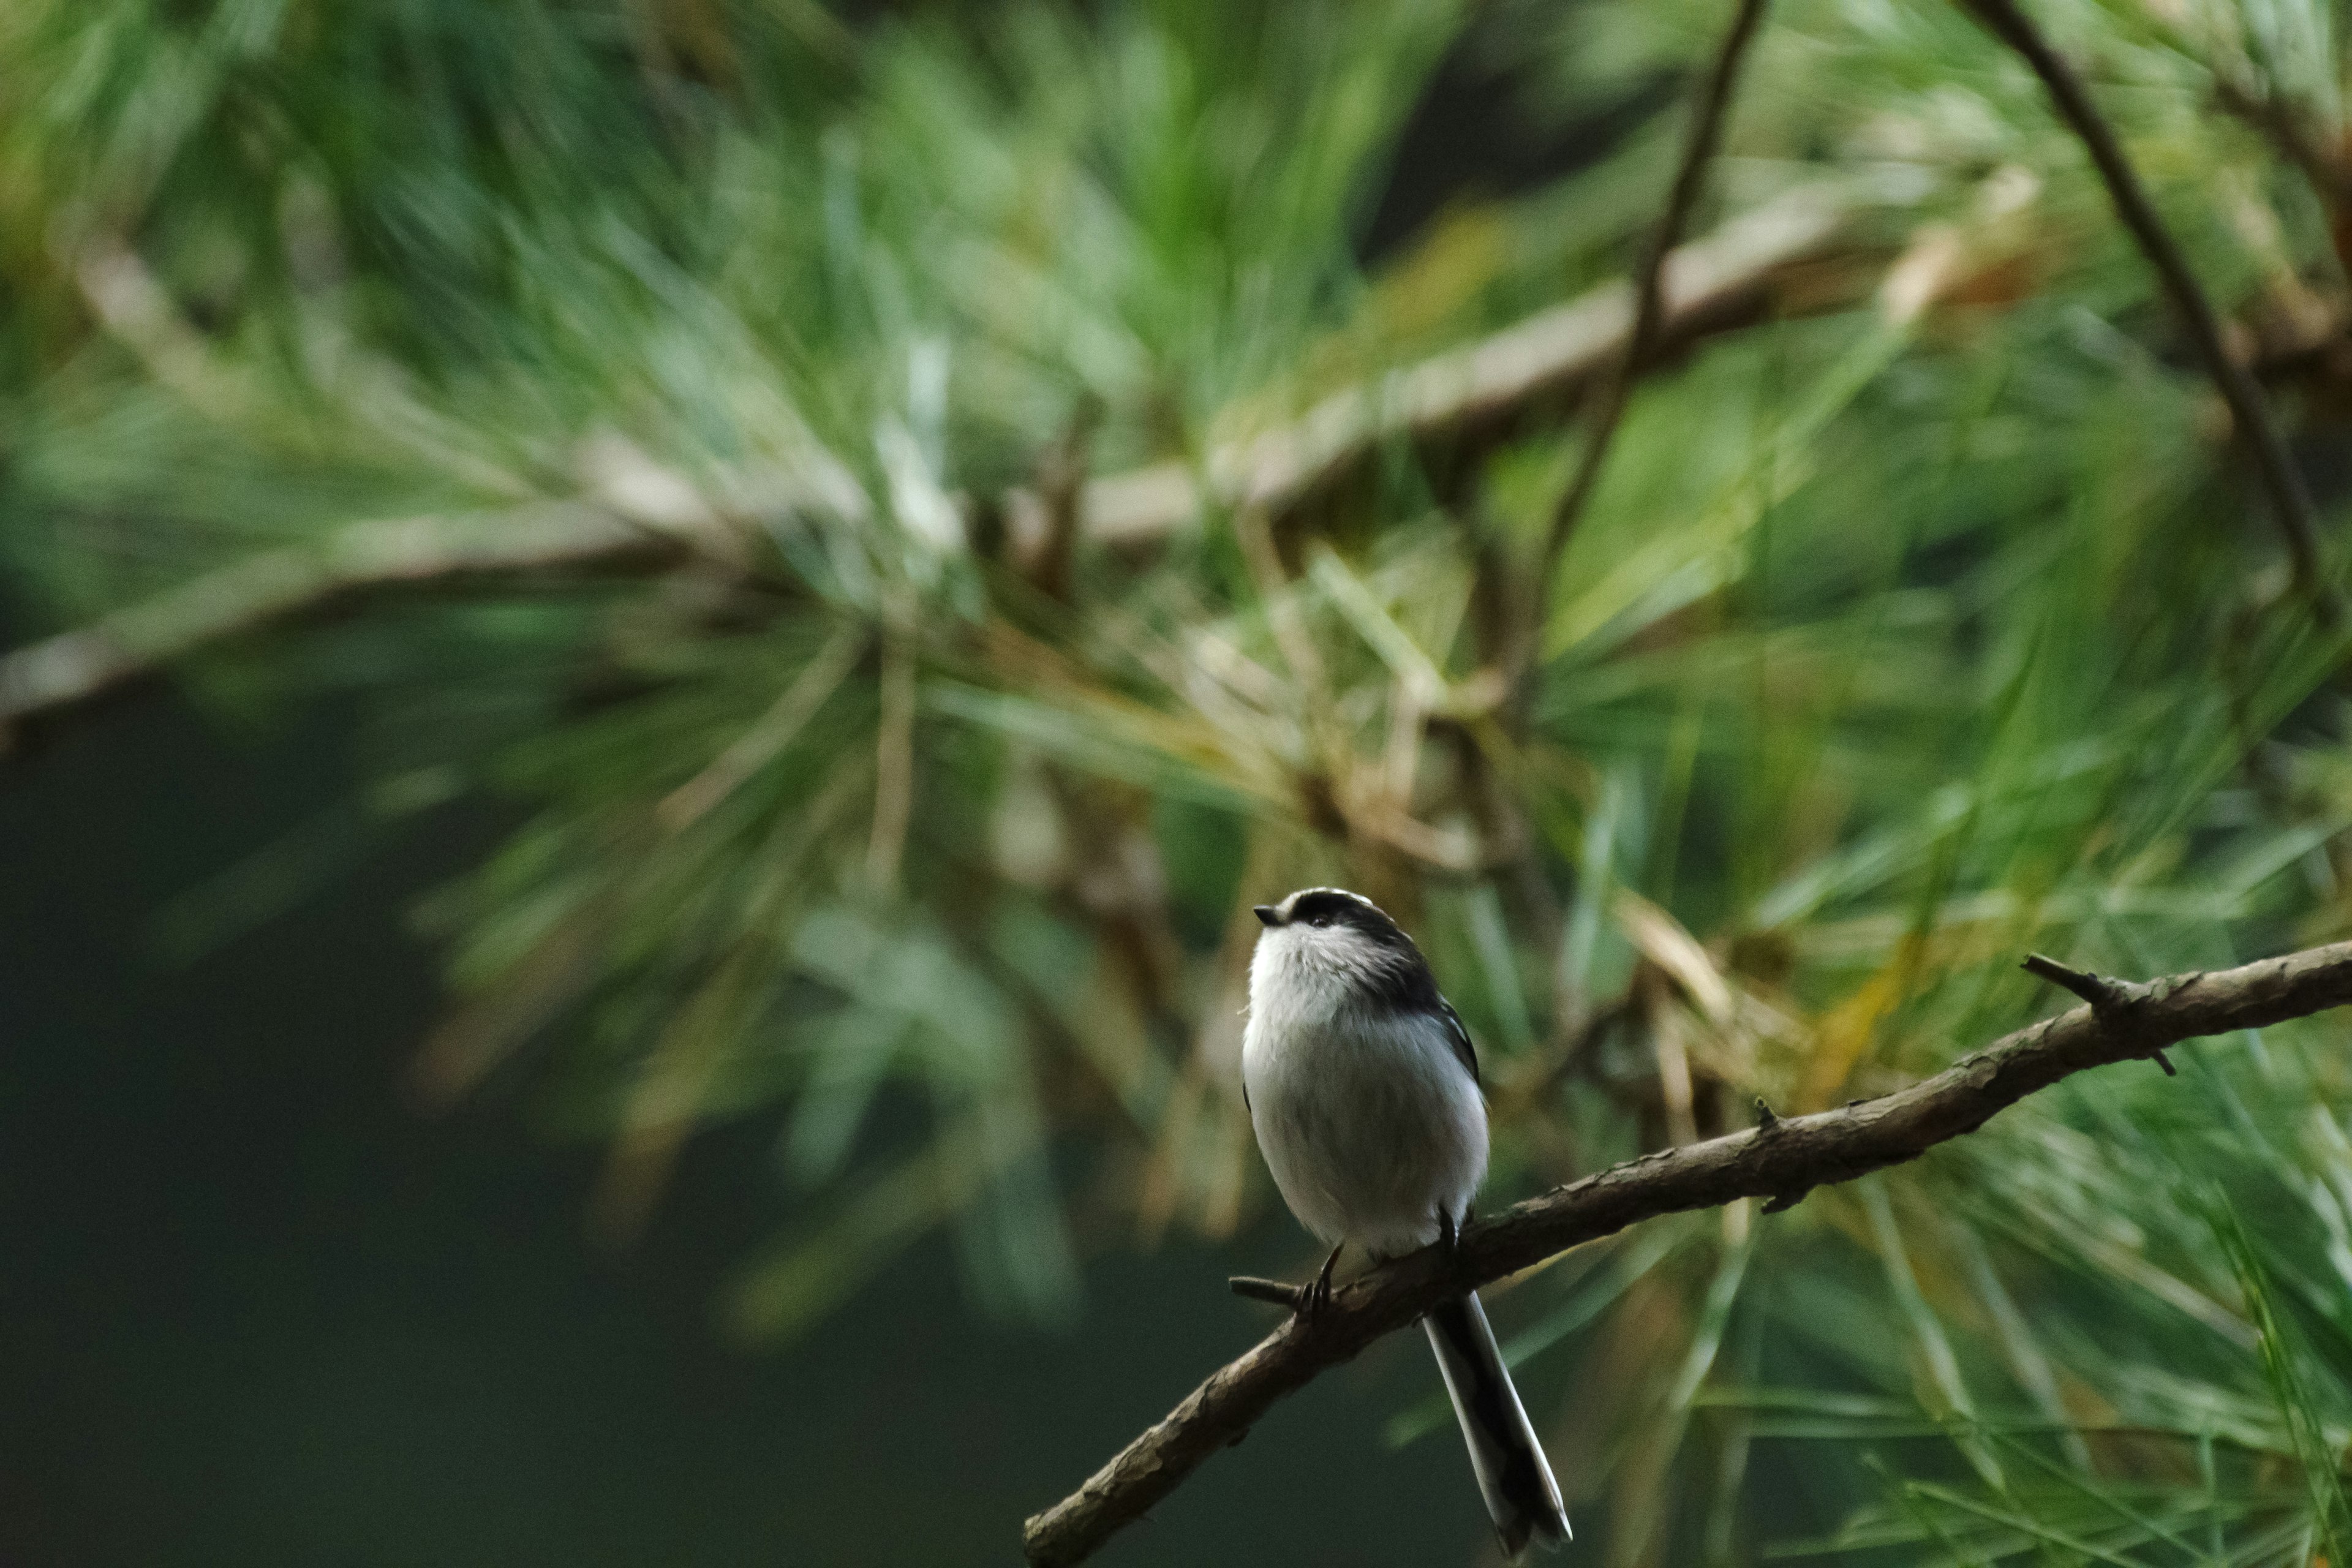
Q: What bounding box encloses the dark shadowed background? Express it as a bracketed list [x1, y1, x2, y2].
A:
[0, 679, 1506, 1566]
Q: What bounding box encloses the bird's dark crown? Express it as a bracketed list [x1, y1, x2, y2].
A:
[1256, 887, 1411, 947]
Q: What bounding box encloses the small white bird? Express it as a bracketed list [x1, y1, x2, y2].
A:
[1242, 886, 1571, 1557]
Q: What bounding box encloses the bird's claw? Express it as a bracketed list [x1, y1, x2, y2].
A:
[1296, 1242, 1344, 1321]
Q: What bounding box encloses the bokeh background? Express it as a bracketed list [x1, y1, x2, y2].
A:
[5, 2, 2352, 1566]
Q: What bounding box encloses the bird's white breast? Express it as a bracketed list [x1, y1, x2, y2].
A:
[1242, 926, 1488, 1257]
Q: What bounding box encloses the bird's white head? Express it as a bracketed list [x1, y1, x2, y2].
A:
[1247, 886, 1422, 1008]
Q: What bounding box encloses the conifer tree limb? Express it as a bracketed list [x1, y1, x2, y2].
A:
[1019, 938, 2352, 1567]
[1955, 0, 2342, 622]
[1057, 184, 1860, 544]
[1528, 0, 1774, 663]
[0, 191, 1870, 749]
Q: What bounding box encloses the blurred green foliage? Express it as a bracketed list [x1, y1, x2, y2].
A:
[6, 0, 2352, 1561]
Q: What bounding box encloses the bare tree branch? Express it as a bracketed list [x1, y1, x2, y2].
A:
[1955, 0, 2343, 622]
[1019, 938, 2352, 1567]
[1529, 0, 1774, 649]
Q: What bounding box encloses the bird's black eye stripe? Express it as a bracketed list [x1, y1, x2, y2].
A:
[1288, 891, 1355, 927]
[1283, 889, 1412, 946]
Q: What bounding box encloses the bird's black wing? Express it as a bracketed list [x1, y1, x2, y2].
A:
[1364, 939, 1483, 1089]
[1434, 993, 1480, 1088]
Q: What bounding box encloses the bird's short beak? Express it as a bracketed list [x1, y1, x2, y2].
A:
[1252, 905, 1279, 927]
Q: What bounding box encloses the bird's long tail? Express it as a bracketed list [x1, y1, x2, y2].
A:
[1423, 1293, 1571, 1558]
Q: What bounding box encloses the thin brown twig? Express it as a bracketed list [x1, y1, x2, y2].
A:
[1525, 0, 1776, 676]
[1020, 938, 2352, 1567]
[1225, 1276, 1304, 1308]
[2019, 951, 2127, 1009]
[1956, 0, 2343, 623]
[2021, 952, 2176, 1072]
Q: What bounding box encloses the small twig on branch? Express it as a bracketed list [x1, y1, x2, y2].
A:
[1227, 1276, 1306, 1309]
[2019, 951, 2127, 1009]
[1955, 0, 2343, 624]
[2021, 952, 2175, 1072]
[1019, 939, 2352, 1567]
[1526, 0, 1774, 671]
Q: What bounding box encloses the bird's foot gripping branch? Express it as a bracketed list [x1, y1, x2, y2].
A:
[1019, 940, 2352, 1568]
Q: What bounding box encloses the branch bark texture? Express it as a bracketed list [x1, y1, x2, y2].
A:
[1019, 940, 2352, 1567]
